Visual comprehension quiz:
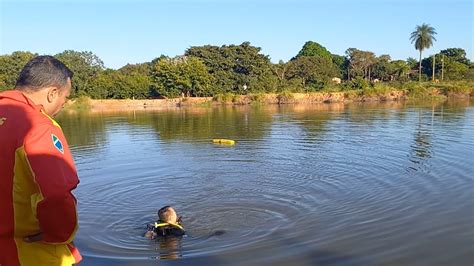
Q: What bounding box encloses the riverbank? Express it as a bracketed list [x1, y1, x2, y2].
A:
[65, 83, 473, 112]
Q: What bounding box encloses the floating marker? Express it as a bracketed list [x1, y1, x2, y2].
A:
[212, 139, 235, 145]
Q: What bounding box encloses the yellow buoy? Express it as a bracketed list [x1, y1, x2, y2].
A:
[212, 139, 235, 145]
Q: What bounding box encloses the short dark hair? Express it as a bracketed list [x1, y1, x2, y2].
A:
[15, 55, 73, 92]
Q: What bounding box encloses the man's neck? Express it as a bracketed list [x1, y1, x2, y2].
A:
[17, 89, 46, 107]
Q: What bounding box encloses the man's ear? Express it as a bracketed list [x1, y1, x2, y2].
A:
[46, 87, 59, 103]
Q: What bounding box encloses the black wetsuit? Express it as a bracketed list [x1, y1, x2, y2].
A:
[148, 222, 185, 237]
[155, 225, 185, 237]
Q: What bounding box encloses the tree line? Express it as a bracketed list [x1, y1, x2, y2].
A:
[1, 32, 472, 99]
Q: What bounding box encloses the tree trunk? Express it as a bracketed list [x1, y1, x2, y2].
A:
[441, 55, 445, 81]
[418, 50, 422, 82]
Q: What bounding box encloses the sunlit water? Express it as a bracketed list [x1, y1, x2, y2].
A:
[57, 99, 474, 266]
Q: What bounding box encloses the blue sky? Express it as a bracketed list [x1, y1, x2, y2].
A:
[1, 0, 472, 69]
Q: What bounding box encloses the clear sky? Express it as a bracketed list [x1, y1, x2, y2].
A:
[1, 0, 472, 69]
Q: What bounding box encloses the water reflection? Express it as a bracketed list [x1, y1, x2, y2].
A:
[410, 109, 434, 164]
[151, 237, 183, 260]
[58, 99, 472, 147]
[57, 110, 108, 148]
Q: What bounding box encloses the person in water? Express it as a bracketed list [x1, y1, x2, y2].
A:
[145, 206, 185, 239]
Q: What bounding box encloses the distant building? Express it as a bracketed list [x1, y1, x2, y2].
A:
[331, 77, 341, 84]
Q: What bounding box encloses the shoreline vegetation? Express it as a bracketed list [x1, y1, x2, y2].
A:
[2, 35, 472, 106]
[66, 81, 473, 112]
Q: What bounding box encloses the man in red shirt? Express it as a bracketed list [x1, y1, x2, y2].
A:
[0, 56, 81, 265]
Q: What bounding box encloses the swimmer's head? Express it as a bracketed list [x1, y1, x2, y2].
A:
[158, 206, 178, 223]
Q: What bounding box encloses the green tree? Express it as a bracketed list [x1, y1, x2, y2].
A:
[439, 48, 472, 80]
[440, 48, 470, 65]
[88, 69, 115, 99]
[88, 65, 153, 99]
[331, 54, 346, 78]
[0, 51, 37, 90]
[295, 41, 332, 60]
[371, 55, 393, 81]
[119, 62, 152, 76]
[118, 63, 153, 98]
[151, 56, 214, 98]
[406, 57, 418, 69]
[286, 56, 338, 91]
[420, 48, 471, 81]
[345, 48, 376, 80]
[55, 50, 104, 97]
[391, 60, 410, 80]
[271, 60, 290, 90]
[427, 56, 470, 81]
[410, 23, 437, 81]
[185, 42, 277, 94]
[178, 57, 215, 97]
[443, 60, 470, 80]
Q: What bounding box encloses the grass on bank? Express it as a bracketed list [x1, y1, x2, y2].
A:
[65, 95, 91, 111]
[65, 81, 473, 107]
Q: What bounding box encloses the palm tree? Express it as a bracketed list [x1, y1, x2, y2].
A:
[410, 24, 437, 81]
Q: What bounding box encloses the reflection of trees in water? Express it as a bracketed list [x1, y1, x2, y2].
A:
[56, 111, 108, 148]
[439, 98, 472, 124]
[55, 99, 471, 158]
[124, 106, 274, 141]
[408, 99, 471, 170]
[342, 99, 470, 126]
[277, 104, 338, 138]
[289, 102, 410, 140]
[410, 109, 433, 164]
[343, 101, 407, 125]
[406, 98, 471, 123]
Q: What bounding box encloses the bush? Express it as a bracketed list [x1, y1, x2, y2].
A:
[323, 84, 343, 92]
[349, 77, 369, 90]
[248, 92, 266, 103]
[362, 83, 396, 97]
[213, 92, 235, 103]
[434, 81, 474, 95]
[343, 90, 362, 100]
[277, 90, 295, 104]
[66, 96, 91, 111]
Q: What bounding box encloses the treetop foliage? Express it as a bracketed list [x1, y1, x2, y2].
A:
[0, 41, 471, 98]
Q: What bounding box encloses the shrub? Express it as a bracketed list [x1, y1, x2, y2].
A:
[277, 90, 295, 104]
[66, 95, 91, 111]
[213, 92, 235, 103]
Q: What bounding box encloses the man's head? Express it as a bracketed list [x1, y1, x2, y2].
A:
[15, 56, 73, 117]
[158, 206, 178, 223]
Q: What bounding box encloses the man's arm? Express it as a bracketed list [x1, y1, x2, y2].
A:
[24, 123, 79, 244]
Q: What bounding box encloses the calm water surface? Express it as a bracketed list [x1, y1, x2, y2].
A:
[57, 99, 474, 266]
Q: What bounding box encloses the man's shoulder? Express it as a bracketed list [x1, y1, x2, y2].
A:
[28, 112, 60, 130]
[24, 112, 65, 146]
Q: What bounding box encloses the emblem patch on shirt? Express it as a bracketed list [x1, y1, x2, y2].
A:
[0, 117, 6, 125]
[51, 134, 64, 154]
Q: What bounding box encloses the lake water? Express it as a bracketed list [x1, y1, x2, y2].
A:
[57, 99, 474, 266]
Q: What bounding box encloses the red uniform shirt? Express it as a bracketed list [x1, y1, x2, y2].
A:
[0, 90, 81, 265]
